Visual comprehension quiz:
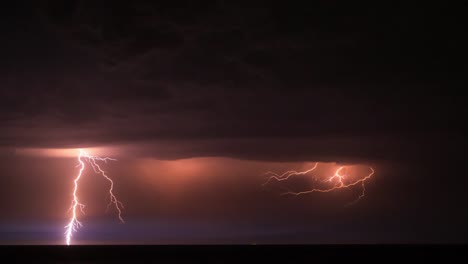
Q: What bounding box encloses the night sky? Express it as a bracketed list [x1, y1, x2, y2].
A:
[0, 1, 466, 244]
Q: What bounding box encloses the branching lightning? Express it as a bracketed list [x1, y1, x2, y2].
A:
[64, 149, 124, 245]
[263, 164, 375, 205]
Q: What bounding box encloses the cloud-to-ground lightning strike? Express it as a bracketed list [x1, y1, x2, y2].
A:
[263, 164, 375, 205]
[64, 149, 124, 245]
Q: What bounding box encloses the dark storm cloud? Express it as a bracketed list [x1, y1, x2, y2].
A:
[0, 1, 465, 162]
[1, 2, 468, 245]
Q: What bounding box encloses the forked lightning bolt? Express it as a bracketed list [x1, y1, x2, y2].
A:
[263, 164, 375, 205]
[65, 149, 124, 245]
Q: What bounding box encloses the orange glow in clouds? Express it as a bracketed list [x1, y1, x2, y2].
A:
[15, 147, 121, 158]
[14, 146, 374, 243]
[135, 158, 374, 206]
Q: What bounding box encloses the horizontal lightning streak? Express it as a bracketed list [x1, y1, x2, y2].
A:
[262, 162, 319, 186]
[263, 164, 375, 205]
